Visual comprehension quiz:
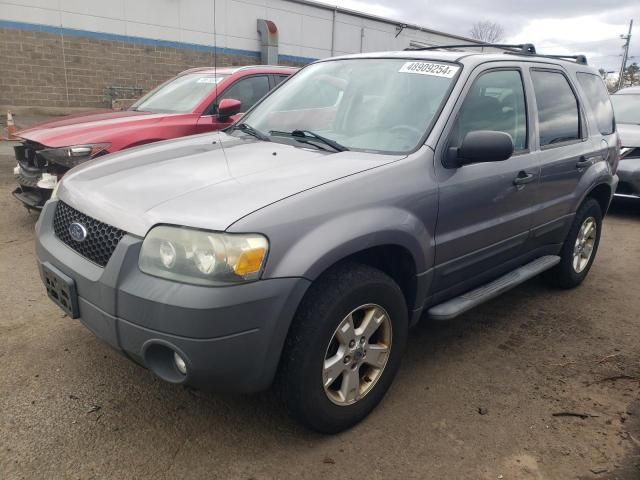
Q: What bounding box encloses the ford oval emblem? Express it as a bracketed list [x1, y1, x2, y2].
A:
[68, 222, 88, 242]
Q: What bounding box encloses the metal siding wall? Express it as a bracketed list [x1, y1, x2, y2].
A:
[0, 0, 481, 107]
[0, 0, 474, 61]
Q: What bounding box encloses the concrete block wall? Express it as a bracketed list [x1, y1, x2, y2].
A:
[0, 0, 481, 108]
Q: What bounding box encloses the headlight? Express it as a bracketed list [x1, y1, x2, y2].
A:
[139, 226, 269, 286]
[39, 143, 110, 167]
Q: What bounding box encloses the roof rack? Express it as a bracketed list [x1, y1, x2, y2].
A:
[526, 53, 588, 65]
[405, 43, 537, 54]
[405, 43, 588, 65]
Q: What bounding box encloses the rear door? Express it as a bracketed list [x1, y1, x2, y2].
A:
[432, 63, 540, 298]
[526, 66, 600, 246]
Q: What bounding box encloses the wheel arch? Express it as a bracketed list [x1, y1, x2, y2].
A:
[583, 182, 613, 215]
[312, 243, 422, 315]
[262, 206, 434, 318]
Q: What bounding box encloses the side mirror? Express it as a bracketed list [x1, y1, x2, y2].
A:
[446, 130, 514, 168]
[217, 98, 241, 121]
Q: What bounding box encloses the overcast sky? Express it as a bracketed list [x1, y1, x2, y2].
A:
[337, 0, 639, 73]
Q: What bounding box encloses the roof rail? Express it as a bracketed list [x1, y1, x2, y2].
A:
[405, 43, 537, 54]
[501, 51, 588, 64]
[536, 54, 588, 65]
[405, 42, 588, 65]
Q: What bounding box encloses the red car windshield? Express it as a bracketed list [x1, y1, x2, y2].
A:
[131, 73, 228, 114]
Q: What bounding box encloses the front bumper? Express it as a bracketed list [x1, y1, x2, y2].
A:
[13, 164, 51, 210]
[35, 201, 310, 392]
[615, 157, 640, 198]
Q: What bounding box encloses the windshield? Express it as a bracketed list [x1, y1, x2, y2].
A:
[611, 94, 640, 124]
[241, 58, 459, 153]
[131, 73, 227, 113]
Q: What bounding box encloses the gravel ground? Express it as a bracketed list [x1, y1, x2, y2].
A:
[0, 147, 639, 480]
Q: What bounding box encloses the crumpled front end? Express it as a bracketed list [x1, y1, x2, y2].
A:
[12, 140, 56, 210]
[12, 140, 107, 210]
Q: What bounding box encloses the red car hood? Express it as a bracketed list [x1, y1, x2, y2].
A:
[17, 110, 178, 147]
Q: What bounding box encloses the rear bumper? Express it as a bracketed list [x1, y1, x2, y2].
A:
[616, 157, 640, 197]
[35, 200, 310, 392]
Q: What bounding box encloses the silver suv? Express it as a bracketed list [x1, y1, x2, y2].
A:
[35, 45, 619, 433]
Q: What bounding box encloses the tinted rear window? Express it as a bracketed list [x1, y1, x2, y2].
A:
[531, 70, 580, 147]
[576, 73, 615, 135]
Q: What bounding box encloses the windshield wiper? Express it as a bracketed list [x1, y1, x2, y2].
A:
[227, 123, 270, 141]
[270, 129, 349, 152]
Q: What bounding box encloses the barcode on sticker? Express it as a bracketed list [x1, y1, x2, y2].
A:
[399, 62, 459, 78]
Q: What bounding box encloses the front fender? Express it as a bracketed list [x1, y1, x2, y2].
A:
[226, 150, 438, 303]
[267, 206, 432, 281]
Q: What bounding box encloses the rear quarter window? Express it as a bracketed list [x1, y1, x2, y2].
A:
[576, 72, 615, 135]
[531, 70, 581, 147]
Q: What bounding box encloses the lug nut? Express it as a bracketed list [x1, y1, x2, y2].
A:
[360, 337, 366, 345]
[349, 340, 355, 348]
[344, 356, 351, 364]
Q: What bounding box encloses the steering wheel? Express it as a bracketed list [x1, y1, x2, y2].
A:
[390, 125, 423, 137]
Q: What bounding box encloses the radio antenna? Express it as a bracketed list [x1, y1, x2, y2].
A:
[212, 0, 228, 160]
[213, 0, 218, 103]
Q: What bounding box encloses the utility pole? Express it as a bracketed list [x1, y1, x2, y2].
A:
[618, 19, 633, 90]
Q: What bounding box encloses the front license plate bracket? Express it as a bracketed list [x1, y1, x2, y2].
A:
[42, 263, 80, 318]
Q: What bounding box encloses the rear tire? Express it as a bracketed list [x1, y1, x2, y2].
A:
[545, 198, 602, 289]
[278, 262, 408, 434]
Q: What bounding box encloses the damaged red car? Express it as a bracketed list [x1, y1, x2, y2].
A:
[12, 65, 296, 209]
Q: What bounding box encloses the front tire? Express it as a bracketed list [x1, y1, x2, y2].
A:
[545, 198, 602, 289]
[279, 263, 408, 434]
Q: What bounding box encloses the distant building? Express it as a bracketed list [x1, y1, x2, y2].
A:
[0, 0, 486, 108]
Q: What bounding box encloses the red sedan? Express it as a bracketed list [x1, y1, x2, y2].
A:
[13, 65, 297, 209]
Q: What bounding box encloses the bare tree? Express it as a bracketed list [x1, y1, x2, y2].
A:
[469, 21, 505, 43]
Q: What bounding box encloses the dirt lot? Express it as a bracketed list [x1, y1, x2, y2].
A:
[0, 146, 638, 480]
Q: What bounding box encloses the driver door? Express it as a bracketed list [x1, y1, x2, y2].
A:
[196, 75, 270, 133]
[432, 65, 541, 300]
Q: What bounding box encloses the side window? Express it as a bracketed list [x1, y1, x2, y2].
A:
[531, 70, 580, 146]
[450, 70, 528, 152]
[576, 72, 615, 135]
[274, 75, 289, 86]
[217, 75, 270, 113]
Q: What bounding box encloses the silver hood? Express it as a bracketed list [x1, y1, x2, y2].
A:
[59, 132, 403, 237]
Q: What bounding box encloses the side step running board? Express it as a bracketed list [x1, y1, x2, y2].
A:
[427, 255, 561, 321]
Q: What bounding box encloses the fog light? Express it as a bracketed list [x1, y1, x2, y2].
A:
[173, 352, 187, 375]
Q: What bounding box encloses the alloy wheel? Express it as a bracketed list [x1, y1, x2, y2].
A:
[322, 303, 392, 406]
[573, 216, 597, 273]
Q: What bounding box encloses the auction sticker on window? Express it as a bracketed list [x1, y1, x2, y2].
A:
[399, 61, 459, 78]
[196, 77, 222, 84]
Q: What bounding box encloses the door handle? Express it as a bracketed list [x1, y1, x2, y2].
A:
[513, 171, 535, 186]
[576, 156, 594, 169]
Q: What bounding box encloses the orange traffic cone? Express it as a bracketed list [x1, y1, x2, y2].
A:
[6, 111, 18, 140]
